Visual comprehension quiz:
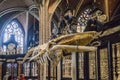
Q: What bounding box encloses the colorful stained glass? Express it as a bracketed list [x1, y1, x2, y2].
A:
[6, 63, 18, 78]
[78, 8, 92, 26]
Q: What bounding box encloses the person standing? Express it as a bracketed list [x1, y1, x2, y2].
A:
[19, 74, 26, 80]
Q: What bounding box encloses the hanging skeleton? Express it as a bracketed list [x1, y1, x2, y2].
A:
[23, 31, 98, 66]
[23, 5, 108, 66]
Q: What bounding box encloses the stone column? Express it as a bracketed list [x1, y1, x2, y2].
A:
[72, 53, 78, 80]
[117, 43, 120, 80]
[37, 0, 61, 80]
[57, 60, 62, 80]
[39, 0, 51, 44]
[72, 52, 77, 80]
[24, 11, 29, 53]
[17, 61, 22, 77]
[38, 0, 61, 44]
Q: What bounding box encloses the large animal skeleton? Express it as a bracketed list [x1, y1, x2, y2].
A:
[22, 7, 120, 66]
[23, 31, 98, 66]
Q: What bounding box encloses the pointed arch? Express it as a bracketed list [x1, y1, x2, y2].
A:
[2, 19, 25, 53]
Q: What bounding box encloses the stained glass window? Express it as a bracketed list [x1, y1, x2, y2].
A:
[3, 21, 24, 53]
[78, 8, 92, 32]
[6, 63, 18, 78]
[78, 8, 92, 26]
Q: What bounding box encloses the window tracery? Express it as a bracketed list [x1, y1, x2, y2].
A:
[6, 63, 18, 78]
[78, 9, 92, 26]
[77, 8, 92, 32]
[3, 21, 24, 54]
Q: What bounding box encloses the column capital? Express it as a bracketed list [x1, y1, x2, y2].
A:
[17, 61, 23, 64]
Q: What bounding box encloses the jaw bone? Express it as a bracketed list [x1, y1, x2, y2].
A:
[50, 45, 97, 53]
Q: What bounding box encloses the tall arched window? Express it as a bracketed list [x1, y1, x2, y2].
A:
[3, 20, 24, 54]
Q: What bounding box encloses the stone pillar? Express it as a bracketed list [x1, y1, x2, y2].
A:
[38, 0, 61, 44]
[24, 11, 29, 53]
[17, 61, 22, 77]
[0, 62, 3, 80]
[72, 53, 78, 80]
[37, 0, 61, 80]
[117, 43, 120, 80]
[57, 60, 62, 80]
[39, 2, 49, 77]
[39, 0, 50, 44]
